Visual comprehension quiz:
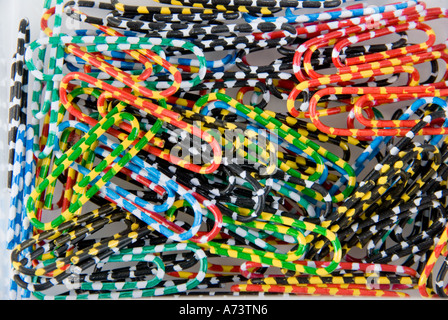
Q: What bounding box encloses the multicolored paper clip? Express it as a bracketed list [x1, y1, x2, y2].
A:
[5, 0, 448, 300]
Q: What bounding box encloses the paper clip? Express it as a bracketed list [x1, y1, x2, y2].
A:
[9, 0, 448, 300]
[11, 200, 210, 299]
[153, 0, 352, 14]
[238, 261, 416, 296]
[8, 19, 30, 190]
[309, 110, 447, 262]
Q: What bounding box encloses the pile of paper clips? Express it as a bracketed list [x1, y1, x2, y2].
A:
[6, 0, 448, 299]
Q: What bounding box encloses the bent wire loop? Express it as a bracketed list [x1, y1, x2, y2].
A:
[8, 0, 448, 300]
